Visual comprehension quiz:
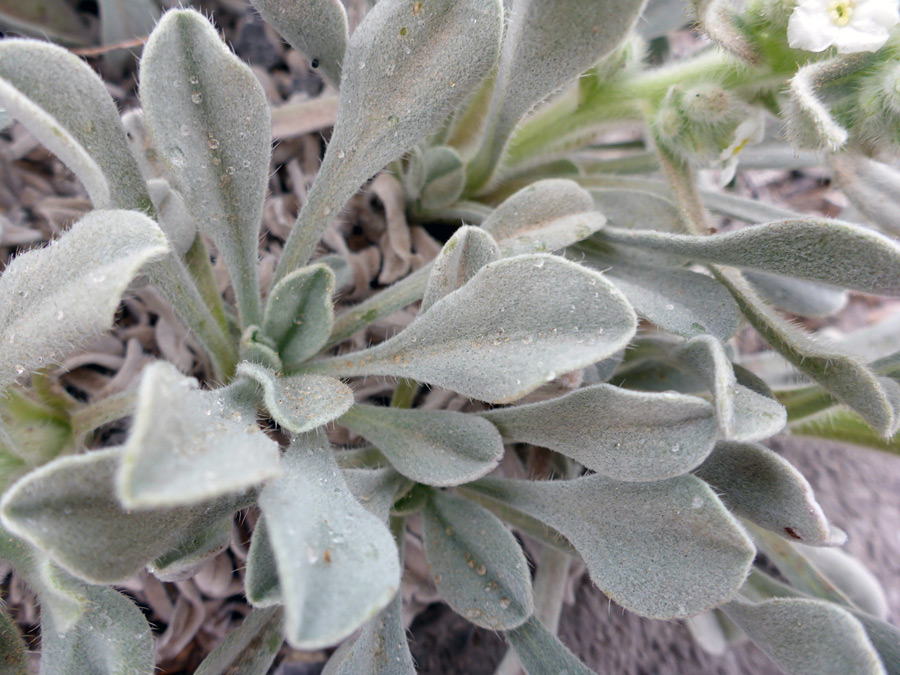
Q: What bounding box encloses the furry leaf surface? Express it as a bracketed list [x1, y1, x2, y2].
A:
[248, 0, 347, 87]
[462, 474, 754, 619]
[506, 616, 594, 675]
[421, 226, 500, 313]
[339, 404, 503, 487]
[311, 254, 637, 403]
[603, 219, 900, 297]
[0, 447, 251, 583]
[695, 442, 841, 547]
[0, 210, 168, 393]
[264, 263, 336, 371]
[422, 490, 533, 630]
[275, 0, 503, 277]
[141, 9, 269, 326]
[481, 384, 717, 482]
[118, 363, 281, 509]
[0, 40, 148, 209]
[256, 436, 401, 649]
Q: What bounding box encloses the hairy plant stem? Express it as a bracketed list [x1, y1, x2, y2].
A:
[183, 233, 231, 336]
[390, 378, 419, 409]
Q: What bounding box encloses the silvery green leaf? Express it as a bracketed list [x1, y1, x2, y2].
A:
[0, 210, 169, 393]
[318, 254, 354, 293]
[422, 490, 533, 630]
[0, 40, 148, 210]
[723, 598, 885, 675]
[481, 384, 717, 482]
[146, 178, 199, 256]
[338, 404, 503, 487]
[795, 544, 889, 619]
[830, 153, 900, 237]
[580, 249, 741, 340]
[275, 0, 503, 278]
[263, 263, 336, 371]
[469, 0, 647, 188]
[237, 362, 354, 435]
[462, 473, 754, 619]
[140, 9, 269, 326]
[248, 0, 348, 88]
[717, 269, 900, 436]
[310, 254, 637, 404]
[419, 146, 466, 211]
[118, 362, 281, 509]
[684, 611, 730, 656]
[602, 219, 900, 297]
[97, 0, 159, 72]
[695, 442, 841, 547]
[257, 436, 401, 648]
[505, 616, 594, 675]
[0, 606, 28, 675]
[677, 335, 787, 442]
[240, 326, 283, 371]
[245, 517, 280, 607]
[745, 270, 847, 318]
[40, 565, 155, 675]
[422, 226, 500, 313]
[149, 516, 232, 582]
[195, 607, 285, 675]
[481, 180, 606, 256]
[784, 56, 860, 152]
[342, 467, 409, 520]
[591, 188, 685, 232]
[0, 447, 251, 583]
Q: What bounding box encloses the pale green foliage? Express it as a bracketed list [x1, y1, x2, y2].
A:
[118, 362, 281, 509]
[464, 474, 755, 618]
[1, 0, 900, 672]
[249, 0, 348, 88]
[253, 436, 401, 649]
[0, 41, 149, 209]
[0, 210, 169, 391]
[423, 490, 533, 630]
[339, 404, 503, 486]
[140, 9, 270, 326]
[311, 254, 637, 403]
[481, 384, 718, 481]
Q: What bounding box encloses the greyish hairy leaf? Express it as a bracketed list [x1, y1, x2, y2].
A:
[248, 0, 348, 88]
[695, 441, 842, 547]
[342, 467, 410, 521]
[481, 384, 717, 482]
[723, 597, 886, 675]
[419, 145, 467, 211]
[263, 263, 336, 371]
[468, 0, 648, 189]
[590, 188, 685, 232]
[140, 9, 270, 326]
[744, 270, 847, 318]
[149, 516, 233, 582]
[118, 362, 281, 509]
[421, 226, 500, 313]
[40, 564, 155, 675]
[0, 40, 149, 210]
[256, 435, 401, 649]
[309, 254, 637, 403]
[0, 210, 169, 393]
[461, 473, 754, 619]
[237, 362, 353, 435]
[275, 0, 504, 278]
[580, 248, 742, 340]
[422, 490, 533, 630]
[339, 404, 503, 487]
[321, 588, 414, 675]
[245, 517, 280, 608]
[830, 153, 900, 237]
[0, 447, 252, 583]
[794, 544, 889, 619]
[505, 616, 595, 675]
[677, 335, 787, 442]
[716, 269, 900, 437]
[195, 607, 285, 675]
[481, 179, 606, 256]
[602, 219, 900, 297]
[97, 0, 159, 72]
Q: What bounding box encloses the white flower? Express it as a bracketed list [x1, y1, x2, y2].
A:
[718, 115, 766, 186]
[788, 0, 900, 53]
